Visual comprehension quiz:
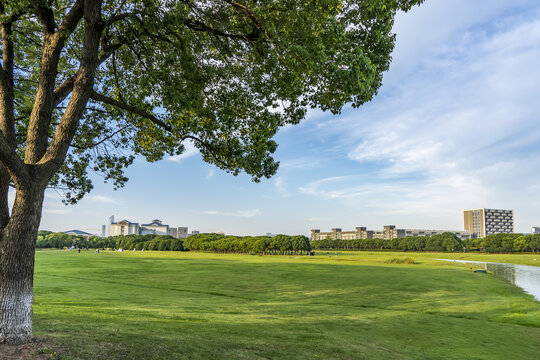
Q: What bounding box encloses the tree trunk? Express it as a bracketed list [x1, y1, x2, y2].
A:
[0, 186, 45, 345]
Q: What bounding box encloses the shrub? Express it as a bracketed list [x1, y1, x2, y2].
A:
[385, 257, 417, 264]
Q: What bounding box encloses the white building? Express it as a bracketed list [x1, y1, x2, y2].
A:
[108, 218, 188, 238]
[532, 227, 540, 234]
[140, 219, 169, 235]
[63, 229, 94, 239]
[404, 229, 471, 241]
[107, 215, 115, 236]
[110, 220, 140, 236]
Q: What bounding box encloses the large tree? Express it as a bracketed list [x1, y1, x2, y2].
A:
[0, 0, 422, 344]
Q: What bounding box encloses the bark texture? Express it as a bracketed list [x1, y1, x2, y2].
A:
[0, 186, 45, 344]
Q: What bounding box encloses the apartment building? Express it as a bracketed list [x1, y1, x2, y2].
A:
[403, 229, 471, 240]
[463, 208, 514, 238]
[311, 226, 470, 241]
[311, 227, 373, 241]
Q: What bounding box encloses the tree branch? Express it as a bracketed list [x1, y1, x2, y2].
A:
[221, 0, 262, 31]
[70, 125, 130, 151]
[0, 132, 28, 185]
[33, 3, 57, 34]
[104, 12, 135, 27]
[82, 96, 232, 172]
[52, 76, 76, 107]
[184, 18, 259, 42]
[0, 3, 26, 24]
[89, 91, 172, 131]
[0, 8, 18, 147]
[58, 0, 85, 34]
[88, 94, 231, 172]
[38, 0, 104, 177]
[53, 39, 127, 108]
[25, 0, 85, 164]
[182, 135, 232, 170]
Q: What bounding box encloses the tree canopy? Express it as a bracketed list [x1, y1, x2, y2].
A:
[0, 0, 423, 204]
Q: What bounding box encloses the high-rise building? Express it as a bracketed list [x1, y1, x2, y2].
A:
[168, 226, 189, 238]
[107, 215, 114, 236]
[532, 227, 540, 234]
[463, 208, 514, 238]
[177, 227, 188, 238]
[168, 227, 178, 238]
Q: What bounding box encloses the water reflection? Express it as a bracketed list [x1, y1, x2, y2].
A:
[437, 259, 540, 302]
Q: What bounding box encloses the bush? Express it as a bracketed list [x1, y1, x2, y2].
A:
[385, 257, 417, 264]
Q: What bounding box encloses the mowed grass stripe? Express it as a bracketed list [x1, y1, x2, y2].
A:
[38, 272, 255, 300]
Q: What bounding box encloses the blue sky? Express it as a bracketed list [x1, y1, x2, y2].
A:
[39, 0, 540, 236]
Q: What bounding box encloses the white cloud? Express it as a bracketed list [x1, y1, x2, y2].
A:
[299, 12, 540, 231]
[201, 209, 261, 218]
[86, 195, 117, 204]
[167, 141, 199, 162]
[308, 217, 335, 222]
[44, 191, 61, 199]
[43, 208, 72, 215]
[206, 168, 215, 179]
[273, 176, 290, 197]
[280, 157, 324, 170]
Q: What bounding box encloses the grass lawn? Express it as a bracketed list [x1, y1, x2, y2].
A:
[28, 250, 540, 359]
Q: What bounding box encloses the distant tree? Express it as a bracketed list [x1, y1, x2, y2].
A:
[530, 235, 540, 252]
[501, 234, 521, 253]
[513, 236, 529, 253]
[170, 239, 184, 252]
[440, 232, 461, 252]
[45, 232, 72, 249]
[37, 230, 53, 238]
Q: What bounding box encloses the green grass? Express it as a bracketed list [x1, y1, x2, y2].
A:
[32, 250, 540, 359]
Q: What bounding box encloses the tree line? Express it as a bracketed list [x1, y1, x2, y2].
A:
[465, 233, 540, 253]
[311, 232, 540, 253]
[36, 232, 312, 255]
[183, 234, 311, 255]
[36, 231, 184, 251]
[311, 232, 462, 252]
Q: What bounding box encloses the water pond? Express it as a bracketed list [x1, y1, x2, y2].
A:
[436, 259, 540, 302]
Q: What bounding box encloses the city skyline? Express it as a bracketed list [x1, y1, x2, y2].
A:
[35, 0, 540, 236]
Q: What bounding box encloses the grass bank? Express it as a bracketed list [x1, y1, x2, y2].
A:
[27, 250, 540, 359]
[315, 250, 540, 267]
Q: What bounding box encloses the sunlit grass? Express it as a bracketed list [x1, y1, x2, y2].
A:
[33, 250, 540, 359]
